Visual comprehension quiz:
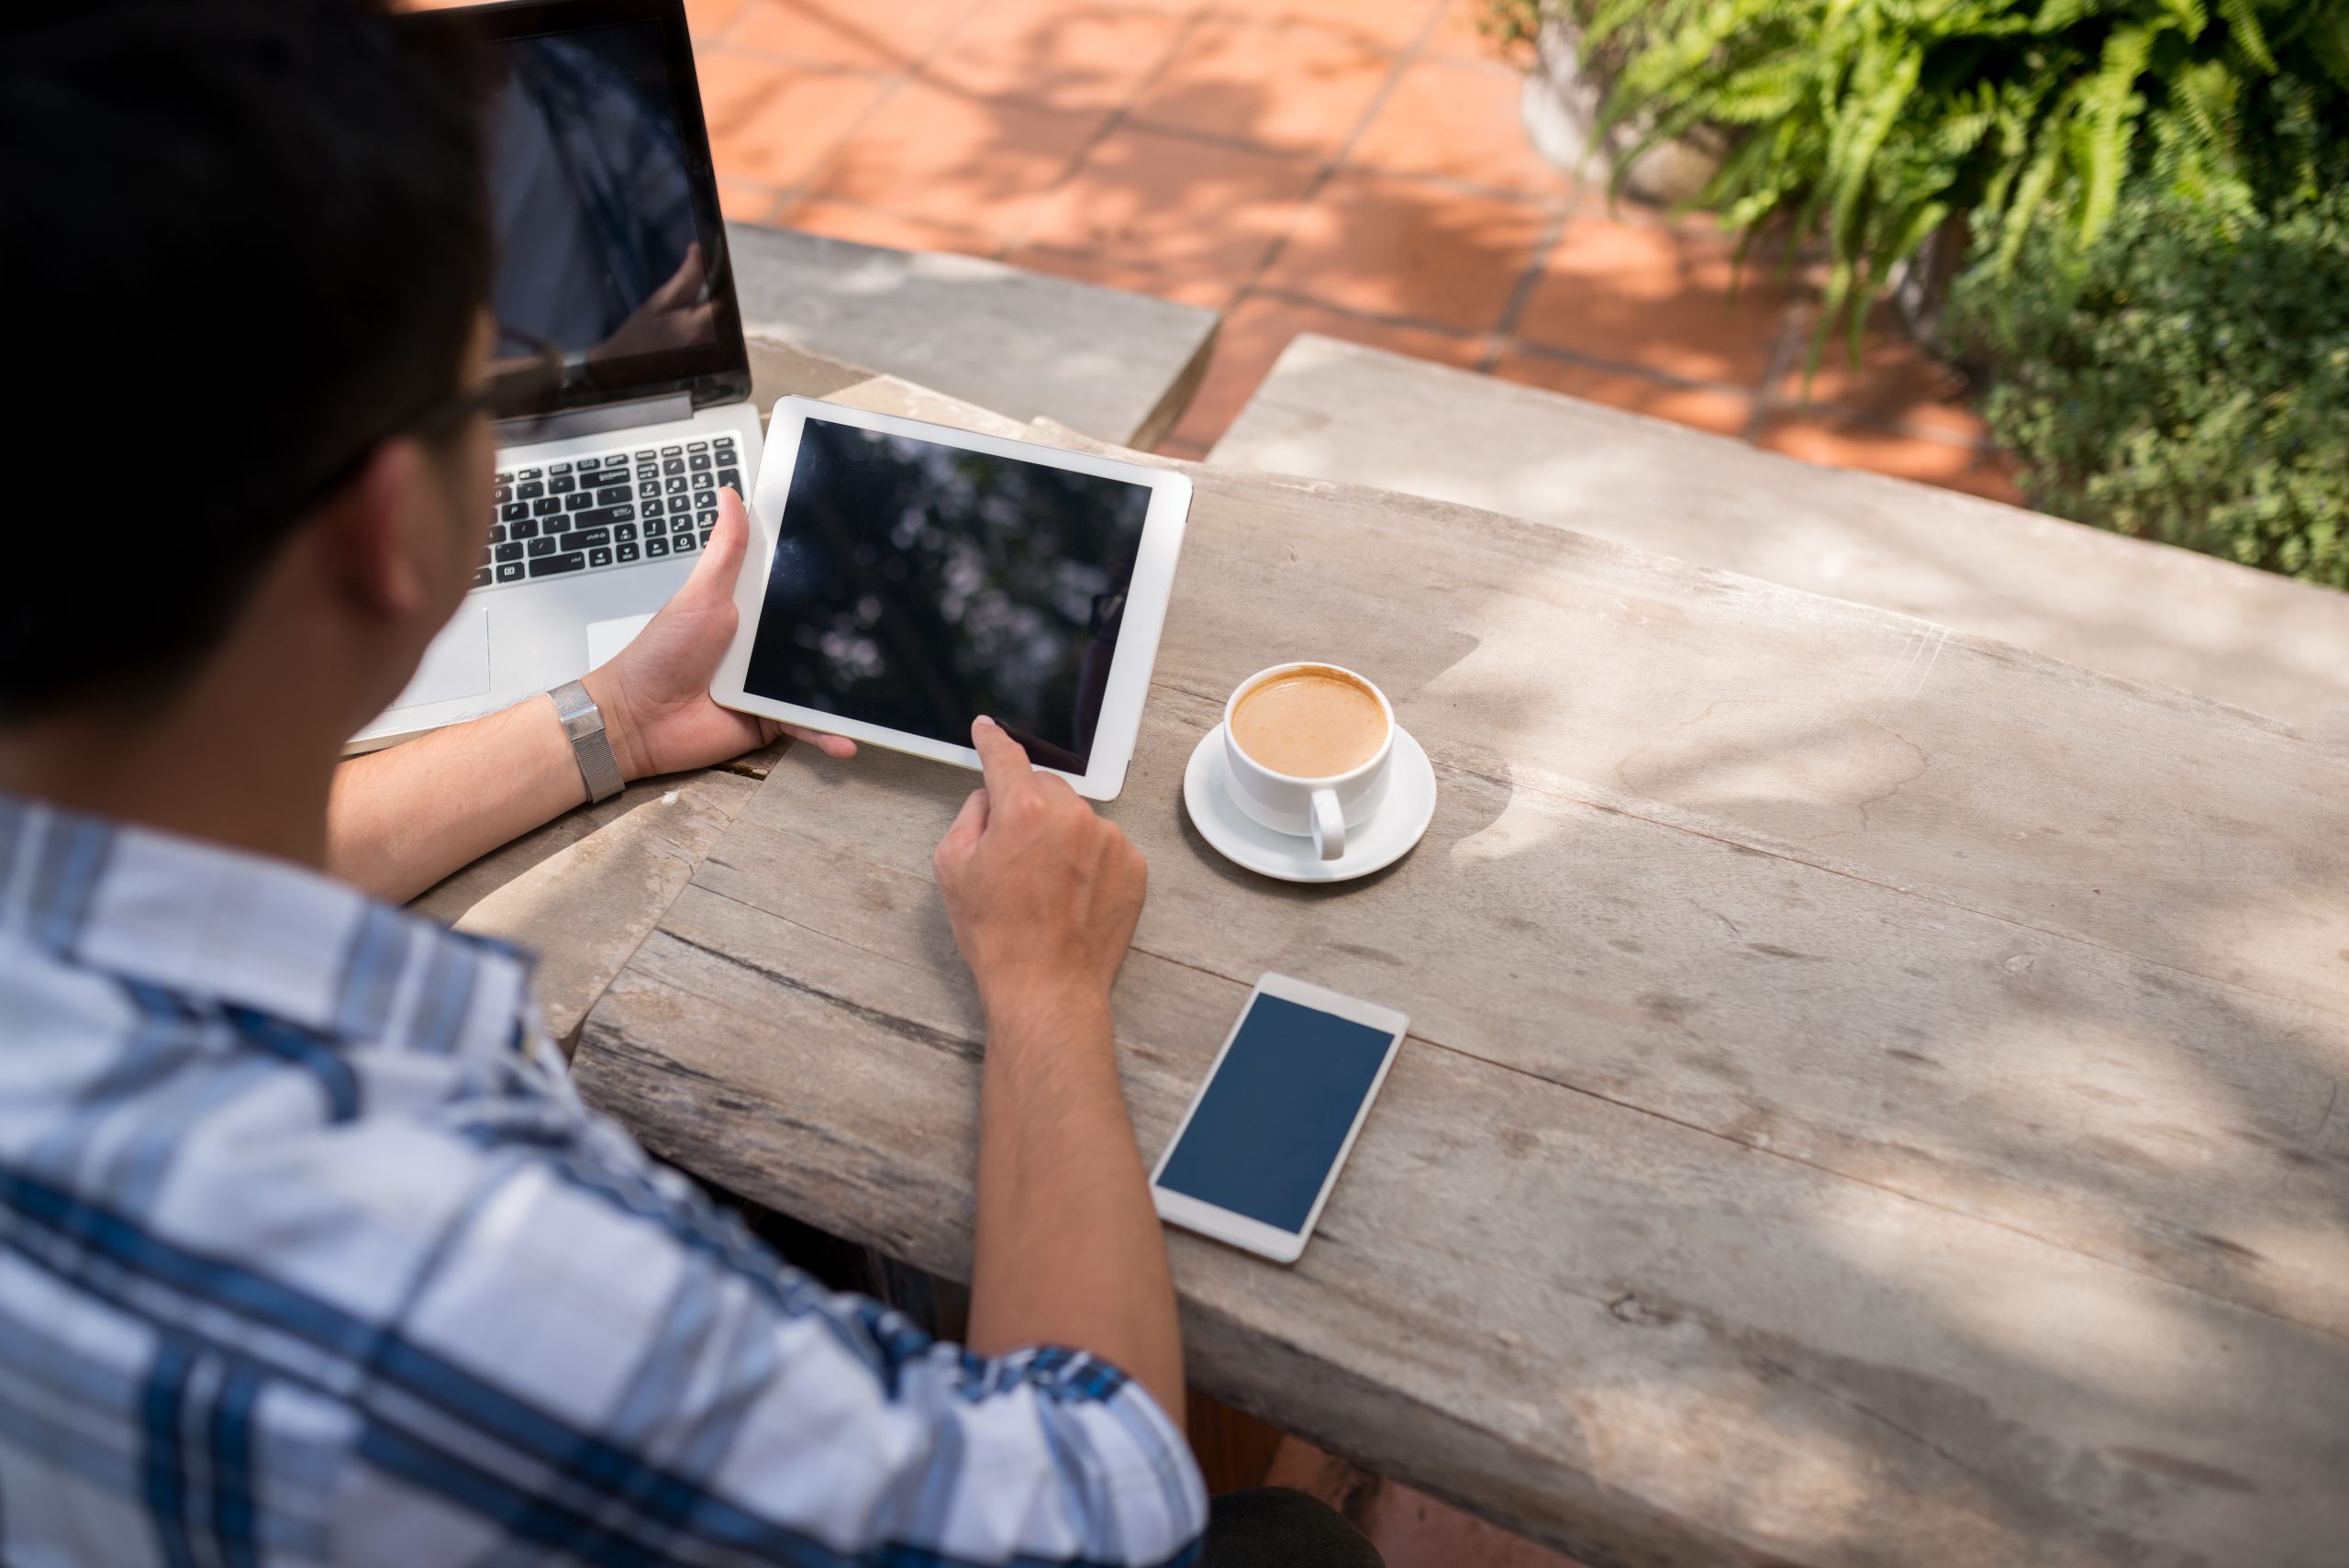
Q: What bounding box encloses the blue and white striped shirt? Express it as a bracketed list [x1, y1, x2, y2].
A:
[0, 795, 1205, 1567]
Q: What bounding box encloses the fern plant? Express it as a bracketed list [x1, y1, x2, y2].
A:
[1546, 0, 2349, 359]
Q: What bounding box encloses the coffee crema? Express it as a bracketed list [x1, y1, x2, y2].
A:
[1230, 667, 1387, 778]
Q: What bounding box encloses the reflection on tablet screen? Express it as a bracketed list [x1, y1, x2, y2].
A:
[744, 417, 1152, 773]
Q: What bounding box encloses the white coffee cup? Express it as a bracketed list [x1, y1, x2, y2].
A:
[1221, 662, 1395, 861]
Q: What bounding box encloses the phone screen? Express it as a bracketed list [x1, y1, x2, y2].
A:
[1155, 993, 1400, 1234]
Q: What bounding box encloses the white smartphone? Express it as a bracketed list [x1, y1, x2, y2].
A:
[1150, 973, 1409, 1264]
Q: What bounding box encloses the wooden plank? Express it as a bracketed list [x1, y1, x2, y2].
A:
[683, 680, 2349, 1337]
[409, 754, 771, 1040]
[574, 845, 2349, 1568]
[729, 222, 1219, 448]
[1209, 335, 2349, 751]
[1042, 424, 2349, 1026]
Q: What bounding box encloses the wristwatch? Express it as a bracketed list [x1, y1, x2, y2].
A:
[549, 679, 624, 805]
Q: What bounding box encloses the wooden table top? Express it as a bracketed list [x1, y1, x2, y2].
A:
[538, 384, 2347, 1568]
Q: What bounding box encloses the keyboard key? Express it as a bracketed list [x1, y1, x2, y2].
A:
[527, 535, 556, 558]
[495, 541, 523, 562]
[672, 529, 696, 552]
[517, 467, 543, 480]
[495, 484, 512, 505]
[568, 527, 611, 550]
[529, 550, 586, 578]
[717, 467, 741, 491]
[587, 546, 614, 568]
[690, 471, 714, 491]
[687, 452, 710, 473]
[531, 496, 561, 517]
[664, 476, 687, 495]
[644, 537, 670, 557]
[687, 439, 709, 452]
[517, 480, 543, 499]
[617, 541, 640, 563]
[495, 470, 515, 484]
[550, 474, 574, 495]
[633, 448, 655, 462]
[472, 567, 492, 587]
[614, 522, 638, 543]
[694, 505, 717, 525]
[544, 512, 571, 533]
[662, 457, 684, 476]
[500, 502, 528, 523]
[641, 517, 665, 537]
[699, 525, 715, 545]
[495, 561, 525, 583]
[511, 518, 539, 539]
[574, 504, 635, 527]
[660, 444, 682, 456]
[549, 461, 572, 474]
[642, 497, 664, 517]
[596, 485, 631, 506]
[564, 492, 593, 511]
[488, 524, 507, 543]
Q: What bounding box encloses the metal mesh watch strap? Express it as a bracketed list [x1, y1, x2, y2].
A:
[549, 679, 624, 805]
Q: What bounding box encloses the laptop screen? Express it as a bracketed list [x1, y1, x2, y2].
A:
[423, 0, 751, 422]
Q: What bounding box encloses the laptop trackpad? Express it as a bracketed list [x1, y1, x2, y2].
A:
[391, 606, 493, 710]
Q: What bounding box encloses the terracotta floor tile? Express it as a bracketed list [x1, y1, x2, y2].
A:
[1250, 0, 1444, 50]
[728, 0, 975, 72]
[779, 196, 997, 255]
[1260, 171, 1547, 332]
[999, 246, 1238, 310]
[809, 80, 1106, 242]
[1265, 1439, 1590, 1568]
[1515, 210, 1792, 386]
[696, 54, 895, 192]
[1425, 0, 1528, 63]
[685, 0, 751, 39]
[1349, 55, 1565, 197]
[1757, 414, 2026, 506]
[1129, 18, 1396, 161]
[717, 175, 784, 224]
[1017, 125, 1319, 273]
[1777, 306, 1990, 443]
[924, 0, 1188, 113]
[1491, 349, 1753, 437]
[1163, 292, 1483, 450]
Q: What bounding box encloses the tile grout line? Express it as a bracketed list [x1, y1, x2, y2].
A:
[1476, 198, 1573, 373]
[986, 7, 1219, 260]
[744, 0, 1003, 226]
[1219, 0, 1454, 303]
[1742, 300, 1811, 445]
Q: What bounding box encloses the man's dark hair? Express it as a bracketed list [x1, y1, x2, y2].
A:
[1, 0, 490, 719]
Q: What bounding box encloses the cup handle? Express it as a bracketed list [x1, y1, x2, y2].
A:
[1309, 788, 1345, 861]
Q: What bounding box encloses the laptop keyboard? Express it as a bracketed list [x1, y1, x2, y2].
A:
[476, 436, 741, 588]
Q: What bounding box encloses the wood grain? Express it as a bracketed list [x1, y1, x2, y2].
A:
[1212, 335, 2349, 751]
[564, 390, 2349, 1564]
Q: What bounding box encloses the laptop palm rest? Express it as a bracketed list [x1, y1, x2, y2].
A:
[391, 606, 494, 709]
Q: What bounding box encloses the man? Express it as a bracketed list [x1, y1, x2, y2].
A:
[0, 4, 1382, 1565]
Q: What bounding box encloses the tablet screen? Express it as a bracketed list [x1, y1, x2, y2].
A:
[743, 417, 1153, 773]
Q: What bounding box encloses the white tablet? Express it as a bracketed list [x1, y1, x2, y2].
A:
[713, 396, 1192, 800]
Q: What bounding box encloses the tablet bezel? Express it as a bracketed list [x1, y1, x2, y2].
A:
[711, 395, 1192, 801]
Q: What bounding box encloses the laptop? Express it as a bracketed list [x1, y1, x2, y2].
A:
[356, 0, 760, 749]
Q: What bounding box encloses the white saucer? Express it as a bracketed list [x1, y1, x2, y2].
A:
[1183, 724, 1437, 883]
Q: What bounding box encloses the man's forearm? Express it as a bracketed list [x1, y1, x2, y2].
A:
[327, 680, 611, 904]
[966, 992, 1186, 1430]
